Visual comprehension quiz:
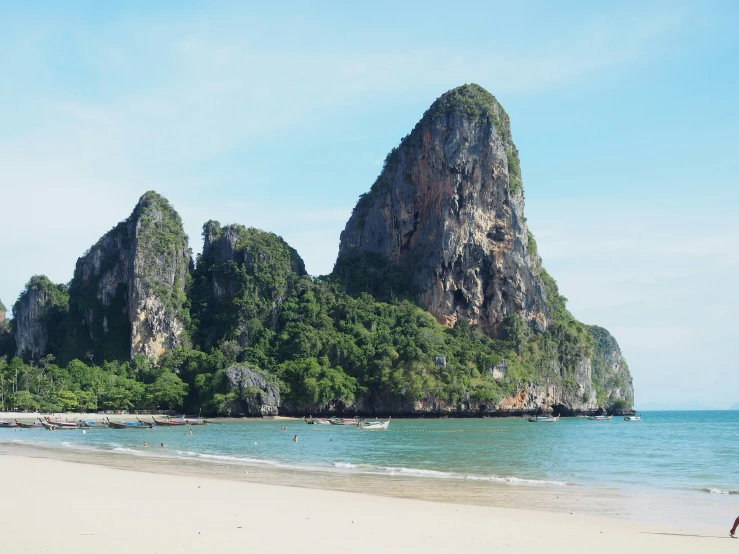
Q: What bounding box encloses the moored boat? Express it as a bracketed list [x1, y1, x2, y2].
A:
[329, 417, 357, 425]
[588, 415, 612, 421]
[356, 419, 390, 430]
[152, 417, 186, 426]
[108, 419, 154, 429]
[0, 420, 18, 428]
[15, 419, 42, 428]
[41, 421, 78, 430]
[528, 415, 560, 423]
[54, 421, 79, 429]
[623, 416, 641, 421]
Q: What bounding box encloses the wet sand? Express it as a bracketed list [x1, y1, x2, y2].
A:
[0, 447, 736, 553]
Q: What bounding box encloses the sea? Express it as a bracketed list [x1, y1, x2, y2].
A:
[2, 411, 738, 530]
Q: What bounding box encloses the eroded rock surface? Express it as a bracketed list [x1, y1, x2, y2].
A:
[225, 363, 280, 416]
[68, 191, 190, 361]
[336, 84, 547, 336]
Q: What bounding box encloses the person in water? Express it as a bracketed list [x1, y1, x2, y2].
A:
[143, 442, 148, 448]
[731, 516, 739, 538]
[161, 443, 166, 448]
[293, 435, 298, 442]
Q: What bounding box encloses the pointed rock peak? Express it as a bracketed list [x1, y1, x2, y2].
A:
[0, 297, 6, 314]
[424, 83, 507, 122]
[130, 191, 183, 225]
[335, 84, 540, 337]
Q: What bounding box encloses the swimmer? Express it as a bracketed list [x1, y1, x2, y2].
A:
[143, 442, 148, 447]
[293, 435, 298, 442]
[161, 443, 166, 448]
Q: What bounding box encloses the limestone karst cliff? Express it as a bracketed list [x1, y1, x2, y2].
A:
[336, 84, 547, 336]
[0, 298, 6, 322]
[334, 84, 633, 413]
[13, 276, 69, 360]
[189, 221, 307, 350]
[2, 85, 634, 416]
[65, 191, 190, 361]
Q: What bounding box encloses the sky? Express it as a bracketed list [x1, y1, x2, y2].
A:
[0, 1, 737, 409]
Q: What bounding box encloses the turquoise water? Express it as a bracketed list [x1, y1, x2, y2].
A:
[3, 411, 738, 496]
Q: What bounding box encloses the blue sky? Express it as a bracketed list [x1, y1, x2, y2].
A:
[0, 1, 737, 408]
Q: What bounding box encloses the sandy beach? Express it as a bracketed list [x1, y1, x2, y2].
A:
[0, 453, 735, 554]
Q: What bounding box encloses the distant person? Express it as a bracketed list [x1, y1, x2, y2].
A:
[281, 426, 287, 431]
[731, 516, 738, 538]
[293, 435, 298, 442]
[143, 442, 148, 448]
[189, 428, 193, 436]
[161, 443, 166, 448]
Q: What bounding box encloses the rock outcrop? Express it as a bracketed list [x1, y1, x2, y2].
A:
[67, 191, 190, 361]
[189, 221, 306, 349]
[336, 84, 547, 336]
[0, 298, 6, 322]
[588, 325, 634, 410]
[13, 275, 69, 360]
[224, 363, 280, 416]
[330, 84, 634, 415]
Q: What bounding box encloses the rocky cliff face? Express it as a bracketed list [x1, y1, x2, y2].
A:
[588, 325, 634, 409]
[0, 298, 6, 322]
[67, 191, 190, 361]
[224, 364, 280, 416]
[13, 276, 69, 360]
[336, 84, 547, 336]
[330, 84, 634, 415]
[189, 221, 307, 350]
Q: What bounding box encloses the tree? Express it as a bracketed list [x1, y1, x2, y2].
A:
[11, 390, 38, 411]
[146, 371, 188, 410]
[55, 390, 79, 412]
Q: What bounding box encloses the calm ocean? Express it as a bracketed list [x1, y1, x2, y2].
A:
[2, 411, 738, 497]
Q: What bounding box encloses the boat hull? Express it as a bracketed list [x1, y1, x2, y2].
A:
[356, 420, 390, 430]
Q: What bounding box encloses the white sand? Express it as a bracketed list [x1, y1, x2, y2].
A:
[0, 454, 735, 553]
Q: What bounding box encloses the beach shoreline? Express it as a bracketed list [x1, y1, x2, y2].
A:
[0, 451, 736, 553]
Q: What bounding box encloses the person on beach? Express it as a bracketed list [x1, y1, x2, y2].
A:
[731, 516, 738, 538]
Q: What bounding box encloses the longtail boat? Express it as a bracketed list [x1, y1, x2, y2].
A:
[108, 420, 154, 429]
[15, 419, 42, 428]
[41, 421, 77, 430]
[152, 417, 186, 426]
[356, 419, 390, 430]
[0, 420, 18, 428]
[329, 417, 358, 425]
[528, 415, 560, 423]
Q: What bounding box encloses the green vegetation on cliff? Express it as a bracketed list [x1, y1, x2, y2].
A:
[0, 298, 6, 313]
[189, 221, 306, 351]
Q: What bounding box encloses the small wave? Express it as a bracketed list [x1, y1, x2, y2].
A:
[466, 475, 567, 487]
[377, 466, 455, 478]
[333, 462, 358, 469]
[703, 488, 739, 495]
[111, 447, 157, 457]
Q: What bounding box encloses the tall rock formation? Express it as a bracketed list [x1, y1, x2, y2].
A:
[336, 84, 547, 336]
[189, 221, 307, 350]
[13, 275, 69, 360]
[0, 297, 6, 322]
[66, 191, 190, 361]
[334, 84, 634, 413]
